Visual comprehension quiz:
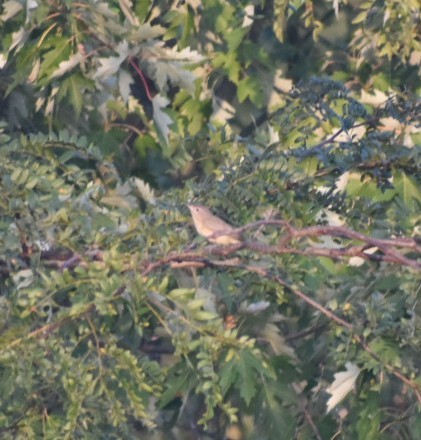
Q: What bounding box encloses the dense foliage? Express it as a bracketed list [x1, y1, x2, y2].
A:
[0, 0, 420, 439]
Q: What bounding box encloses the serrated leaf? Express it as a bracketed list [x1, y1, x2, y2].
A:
[220, 350, 261, 406]
[148, 44, 205, 62]
[237, 77, 254, 103]
[38, 42, 71, 83]
[144, 43, 204, 94]
[238, 351, 259, 405]
[145, 43, 204, 94]
[152, 94, 173, 146]
[130, 177, 156, 204]
[51, 52, 83, 79]
[130, 23, 166, 41]
[154, 61, 197, 94]
[94, 41, 130, 79]
[326, 362, 360, 413]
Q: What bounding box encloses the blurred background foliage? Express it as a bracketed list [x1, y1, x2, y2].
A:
[0, 0, 420, 438]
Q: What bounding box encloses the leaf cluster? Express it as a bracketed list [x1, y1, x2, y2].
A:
[0, 0, 420, 438]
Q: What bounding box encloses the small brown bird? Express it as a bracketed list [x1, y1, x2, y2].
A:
[188, 204, 243, 245]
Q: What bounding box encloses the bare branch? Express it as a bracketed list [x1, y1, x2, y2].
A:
[233, 221, 420, 269]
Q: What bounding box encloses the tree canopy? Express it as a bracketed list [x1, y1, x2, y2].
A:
[0, 0, 420, 438]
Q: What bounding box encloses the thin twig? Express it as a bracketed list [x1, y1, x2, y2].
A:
[285, 323, 328, 342]
[302, 118, 379, 156]
[303, 405, 323, 440]
[128, 57, 153, 101]
[139, 253, 421, 403]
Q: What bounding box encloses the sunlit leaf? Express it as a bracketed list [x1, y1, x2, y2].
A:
[152, 94, 173, 145]
[94, 41, 130, 79]
[326, 363, 361, 413]
[51, 52, 83, 79]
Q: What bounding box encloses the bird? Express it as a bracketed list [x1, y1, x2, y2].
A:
[187, 204, 243, 245]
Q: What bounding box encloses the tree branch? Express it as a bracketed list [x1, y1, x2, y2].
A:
[141, 252, 421, 404]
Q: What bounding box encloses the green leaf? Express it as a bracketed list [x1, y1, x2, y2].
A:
[352, 11, 368, 24]
[393, 169, 421, 205]
[66, 74, 85, 118]
[225, 28, 247, 52]
[346, 174, 397, 202]
[356, 396, 381, 440]
[220, 349, 262, 406]
[237, 76, 262, 105]
[168, 288, 195, 299]
[159, 367, 195, 408]
[37, 37, 71, 83]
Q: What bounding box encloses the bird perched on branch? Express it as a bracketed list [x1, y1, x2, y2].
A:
[188, 204, 243, 245]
